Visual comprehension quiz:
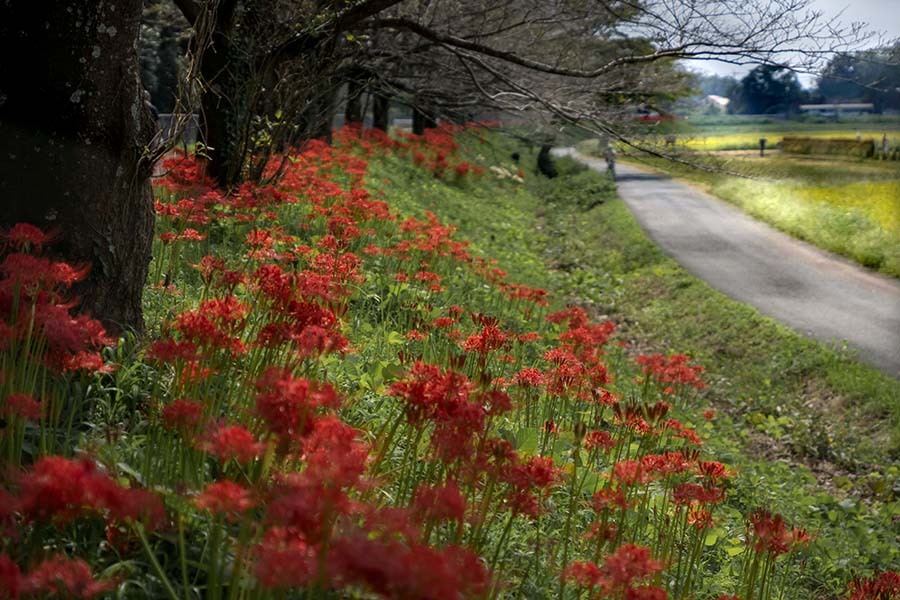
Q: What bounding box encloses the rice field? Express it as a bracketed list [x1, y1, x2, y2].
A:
[709, 171, 900, 275]
[679, 129, 900, 151]
[608, 147, 900, 277]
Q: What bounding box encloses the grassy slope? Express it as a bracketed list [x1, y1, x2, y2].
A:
[367, 132, 900, 594]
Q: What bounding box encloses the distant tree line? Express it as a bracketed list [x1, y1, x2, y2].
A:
[693, 41, 900, 115]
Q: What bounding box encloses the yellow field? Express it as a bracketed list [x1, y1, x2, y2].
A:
[681, 130, 900, 151]
[709, 172, 900, 274]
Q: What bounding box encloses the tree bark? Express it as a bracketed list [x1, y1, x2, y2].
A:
[344, 72, 366, 125]
[372, 94, 390, 131]
[312, 83, 339, 143]
[198, 20, 244, 187]
[0, 1, 155, 334]
[412, 105, 436, 135]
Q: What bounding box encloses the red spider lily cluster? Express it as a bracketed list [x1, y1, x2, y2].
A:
[565, 543, 666, 599]
[0, 124, 856, 599]
[846, 571, 900, 600]
[0, 225, 114, 465]
[635, 353, 706, 397]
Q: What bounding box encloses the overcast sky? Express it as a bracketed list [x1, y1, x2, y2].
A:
[687, 0, 900, 86]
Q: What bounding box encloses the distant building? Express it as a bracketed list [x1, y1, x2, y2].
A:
[704, 95, 731, 113]
[799, 103, 875, 117]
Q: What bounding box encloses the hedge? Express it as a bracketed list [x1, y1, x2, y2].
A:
[780, 136, 875, 158]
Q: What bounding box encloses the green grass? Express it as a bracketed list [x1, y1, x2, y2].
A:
[366, 132, 900, 594]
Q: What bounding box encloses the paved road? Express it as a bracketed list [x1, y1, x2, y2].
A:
[557, 149, 900, 378]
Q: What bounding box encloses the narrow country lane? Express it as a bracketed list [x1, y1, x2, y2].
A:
[557, 148, 900, 378]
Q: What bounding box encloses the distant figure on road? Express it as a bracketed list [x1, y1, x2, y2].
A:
[604, 145, 616, 180]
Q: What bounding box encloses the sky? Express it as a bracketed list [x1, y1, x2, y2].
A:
[687, 0, 900, 86]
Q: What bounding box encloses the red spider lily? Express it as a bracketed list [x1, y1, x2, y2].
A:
[845, 571, 900, 600]
[698, 460, 731, 481]
[174, 295, 249, 356]
[612, 460, 648, 487]
[559, 320, 616, 355]
[512, 368, 546, 387]
[592, 486, 631, 512]
[146, 339, 200, 363]
[196, 480, 257, 516]
[477, 389, 514, 416]
[585, 430, 618, 453]
[254, 527, 319, 589]
[2, 393, 41, 421]
[431, 316, 456, 329]
[603, 543, 665, 590]
[747, 509, 811, 557]
[585, 521, 620, 545]
[565, 560, 604, 588]
[411, 481, 467, 524]
[203, 424, 264, 464]
[626, 586, 668, 600]
[156, 151, 216, 190]
[388, 362, 473, 426]
[640, 452, 694, 478]
[32, 306, 113, 370]
[0, 253, 88, 295]
[504, 456, 562, 517]
[565, 544, 664, 595]
[547, 306, 590, 328]
[193, 255, 225, 281]
[0, 554, 21, 598]
[635, 353, 706, 390]
[462, 324, 509, 355]
[178, 228, 206, 242]
[499, 282, 550, 306]
[13, 456, 164, 528]
[329, 532, 489, 600]
[160, 398, 204, 430]
[687, 507, 715, 529]
[63, 351, 113, 373]
[672, 482, 726, 506]
[266, 476, 355, 544]
[517, 331, 542, 343]
[453, 162, 471, 177]
[301, 415, 369, 489]
[389, 362, 490, 461]
[593, 388, 620, 406]
[293, 324, 349, 357]
[3, 223, 56, 252]
[0, 250, 112, 376]
[13, 555, 115, 599]
[255, 368, 342, 450]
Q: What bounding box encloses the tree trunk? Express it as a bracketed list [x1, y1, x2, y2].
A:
[412, 105, 436, 135]
[372, 94, 390, 131]
[312, 83, 339, 143]
[0, 1, 155, 334]
[344, 73, 365, 125]
[198, 24, 244, 187]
